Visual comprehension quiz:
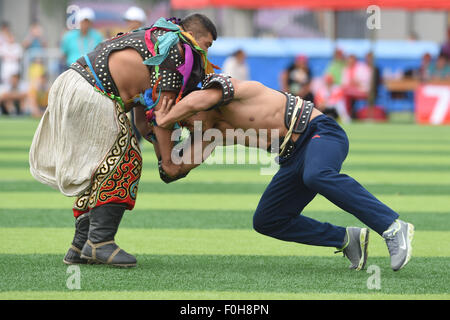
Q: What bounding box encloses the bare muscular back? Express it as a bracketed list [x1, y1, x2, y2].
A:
[213, 79, 322, 144]
[156, 76, 323, 148]
[221, 80, 287, 133]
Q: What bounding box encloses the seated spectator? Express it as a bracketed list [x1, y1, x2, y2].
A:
[28, 73, 49, 118]
[280, 54, 314, 102]
[223, 49, 250, 80]
[428, 53, 450, 81]
[28, 58, 46, 84]
[440, 27, 450, 60]
[0, 29, 23, 84]
[357, 52, 387, 122]
[314, 74, 350, 123]
[412, 53, 432, 81]
[341, 54, 372, 119]
[0, 21, 10, 45]
[0, 73, 28, 116]
[22, 21, 47, 54]
[325, 48, 346, 85]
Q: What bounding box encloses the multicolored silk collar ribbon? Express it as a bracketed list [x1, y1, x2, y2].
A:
[140, 17, 219, 130]
[143, 17, 217, 77]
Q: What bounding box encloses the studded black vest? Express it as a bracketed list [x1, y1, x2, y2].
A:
[70, 28, 205, 100]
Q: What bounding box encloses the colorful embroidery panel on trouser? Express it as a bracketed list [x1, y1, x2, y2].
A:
[73, 102, 142, 218]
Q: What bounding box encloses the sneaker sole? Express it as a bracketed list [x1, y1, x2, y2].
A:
[356, 228, 369, 271]
[395, 223, 414, 271]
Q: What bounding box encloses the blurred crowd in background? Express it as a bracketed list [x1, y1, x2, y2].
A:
[0, 5, 149, 118]
[280, 40, 450, 122]
[1, 3, 449, 123]
[226, 39, 450, 123]
[0, 20, 49, 117]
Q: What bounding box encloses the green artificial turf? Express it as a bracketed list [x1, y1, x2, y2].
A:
[0, 117, 449, 300]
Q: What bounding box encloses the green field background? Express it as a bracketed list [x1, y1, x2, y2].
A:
[0, 117, 449, 300]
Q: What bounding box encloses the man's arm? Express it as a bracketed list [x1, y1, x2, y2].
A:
[134, 91, 180, 170]
[134, 105, 153, 141]
[134, 90, 178, 136]
[153, 125, 220, 183]
[134, 95, 217, 183]
[155, 87, 222, 129]
[152, 97, 221, 183]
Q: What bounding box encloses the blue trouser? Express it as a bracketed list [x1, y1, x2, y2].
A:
[253, 115, 399, 248]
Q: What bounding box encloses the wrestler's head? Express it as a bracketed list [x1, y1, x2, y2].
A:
[180, 14, 217, 53]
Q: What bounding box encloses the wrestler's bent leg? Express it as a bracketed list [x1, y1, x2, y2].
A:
[63, 212, 91, 265]
[253, 156, 346, 248]
[302, 118, 398, 235]
[81, 203, 137, 267]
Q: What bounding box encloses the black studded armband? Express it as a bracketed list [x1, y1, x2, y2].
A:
[201, 74, 235, 110]
[158, 159, 187, 184]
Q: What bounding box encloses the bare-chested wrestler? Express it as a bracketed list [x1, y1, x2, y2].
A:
[152, 74, 415, 271]
[29, 14, 218, 267]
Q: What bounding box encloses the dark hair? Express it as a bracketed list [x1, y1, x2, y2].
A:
[1, 21, 10, 29]
[233, 49, 244, 57]
[180, 13, 217, 41]
[437, 53, 447, 60]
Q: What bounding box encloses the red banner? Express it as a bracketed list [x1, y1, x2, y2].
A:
[415, 84, 450, 125]
[171, 0, 450, 10]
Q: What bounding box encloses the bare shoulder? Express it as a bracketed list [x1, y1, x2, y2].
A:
[109, 48, 151, 101]
[231, 78, 268, 100]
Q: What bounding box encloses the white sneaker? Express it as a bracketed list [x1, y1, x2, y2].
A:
[382, 219, 414, 271]
[335, 227, 369, 271]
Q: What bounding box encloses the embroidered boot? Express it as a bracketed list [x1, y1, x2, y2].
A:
[80, 204, 137, 267]
[63, 212, 91, 265]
